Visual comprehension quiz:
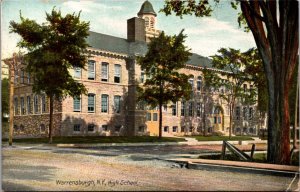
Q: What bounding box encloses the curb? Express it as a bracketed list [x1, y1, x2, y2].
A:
[56, 142, 188, 148]
[167, 159, 299, 177]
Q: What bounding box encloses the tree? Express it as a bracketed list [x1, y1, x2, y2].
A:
[9, 9, 89, 143]
[243, 48, 268, 130]
[137, 30, 192, 138]
[204, 48, 254, 138]
[161, 0, 298, 165]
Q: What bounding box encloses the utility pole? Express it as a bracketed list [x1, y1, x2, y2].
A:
[8, 54, 16, 146]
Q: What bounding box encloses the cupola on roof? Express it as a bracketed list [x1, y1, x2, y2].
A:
[138, 0, 157, 16]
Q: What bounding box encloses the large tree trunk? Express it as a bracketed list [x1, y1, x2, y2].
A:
[158, 102, 162, 139]
[49, 94, 54, 144]
[241, 0, 298, 164]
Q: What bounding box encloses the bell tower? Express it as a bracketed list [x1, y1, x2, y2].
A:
[137, 1, 160, 42]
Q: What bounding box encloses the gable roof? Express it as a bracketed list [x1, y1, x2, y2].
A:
[87, 31, 130, 54]
[86, 31, 213, 69]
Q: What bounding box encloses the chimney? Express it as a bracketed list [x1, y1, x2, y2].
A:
[127, 17, 145, 42]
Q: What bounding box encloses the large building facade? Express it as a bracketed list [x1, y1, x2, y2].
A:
[12, 1, 264, 138]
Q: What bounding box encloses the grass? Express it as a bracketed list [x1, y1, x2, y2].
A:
[192, 135, 254, 141]
[2, 136, 185, 144]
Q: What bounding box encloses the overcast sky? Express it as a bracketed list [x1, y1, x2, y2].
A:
[1, 0, 256, 59]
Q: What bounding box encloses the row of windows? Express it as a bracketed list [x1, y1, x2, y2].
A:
[14, 124, 47, 133]
[163, 126, 210, 133]
[141, 73, 204, 92]
[235, 106, 254, 120]
[14, 69, 31, 85]
[74, 94, 121, 113]
[14, 95, 47, 115]
[73, 124, 122, 132]
[74, 61, 122, 83]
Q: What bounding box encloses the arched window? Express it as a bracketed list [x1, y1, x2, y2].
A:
[144, 17, 149, 27]
[150, 17, 155, 28]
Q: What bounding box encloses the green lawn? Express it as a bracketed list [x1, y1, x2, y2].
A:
[2, 136, 185, 144]
[192, 136, 254, 141]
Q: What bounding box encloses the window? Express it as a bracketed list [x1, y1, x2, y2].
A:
[197, 76, 202, 91]
[235, 107, 240, 120]
[150, 17, 155, 28]
[115, 125, 121, 132]
[114, 96, 121, 113]
[73, 124, 81, 132]
[188, 102, 193, 117]
[88, 60, 95, 80]
[146, 113, 151, 121]
[196, 103, 201, 117]
[40, 124, 46, 133]
[243, 107, 247, 120]
[88, 124, 95, 132]
[27, 96, 31, 114]
[14, 69, 18, 83]
[27, 72, 30, 84]
[20, 97, 25, 115]
[14, 125, 19, 131]
[138, 126, 145, 132]
[188, 77, 194, 89]
[218, 116, 222, 124]
[163, 105, 167, 112]
[101, 62, 109, 82]
[21, 70, 25, 84]
[14, 97, 18, 115]
[171, 103, 177, 116]
[74, 67, 81, 79]
[181, 101, 185, 116]
[214, 117, 217, 124]
[189, 127, 193, 132]
[164, 126, 169, 132]
[20, 124, 24, 132]
[88, 94, 95, 113]
[249, 107, 253, 119]
[114, 64, 121, 83]
[173, 126, 178, 132]
[34, 95, 39, 114]
[140, 71, 145, 83]
[102, 125, 108, 131]
[42, 95, 46, 113]
[153, 113, 158, 121]
[73, 97, 81, 112]
[101, 94, 109, 113]
[243, 84, 247, 92]
[181, 126, 185, 132]
[145, 17, 149, 27]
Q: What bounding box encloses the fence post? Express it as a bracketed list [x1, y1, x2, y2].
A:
[250, 144, 256, 161]
[221, 141, 226, 160]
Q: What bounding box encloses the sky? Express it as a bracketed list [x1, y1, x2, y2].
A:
[1, 0, 256, 59]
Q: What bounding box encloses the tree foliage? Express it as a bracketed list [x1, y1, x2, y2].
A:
[137, 30, 192, 138]
[161, 0, 298, 165]
[10, 8, 90, 143]
[204, 48, 256, 137]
